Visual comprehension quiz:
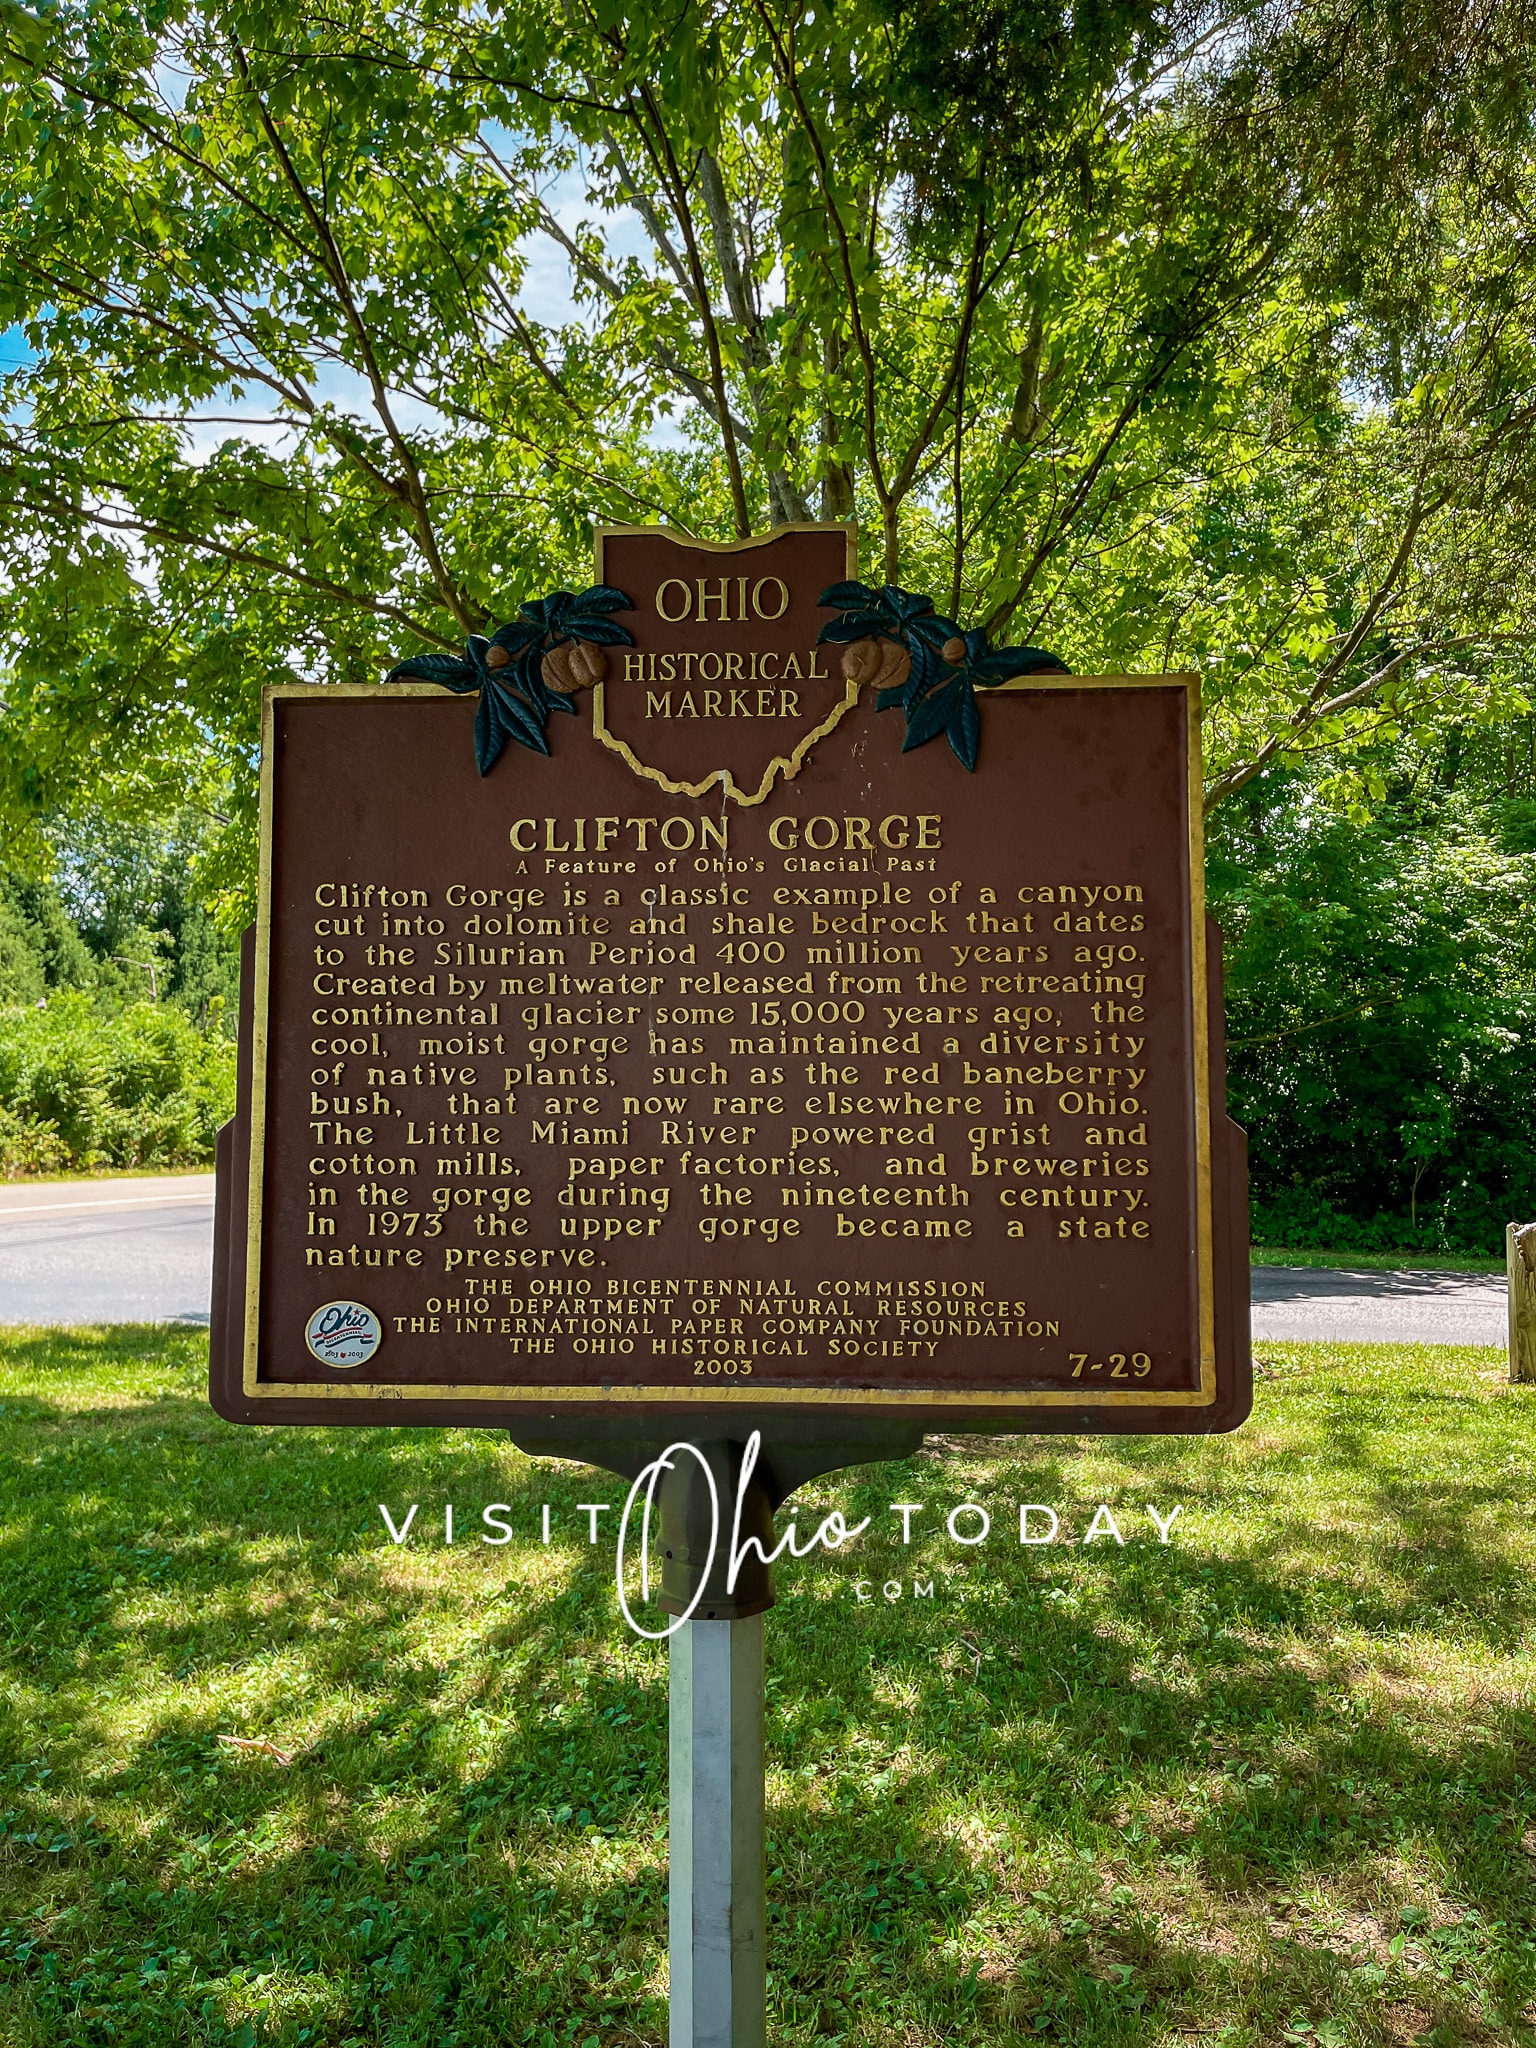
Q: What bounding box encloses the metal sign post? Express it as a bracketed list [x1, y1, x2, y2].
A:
[669, 1616, 766, 2046]
[500, 1426, 921, 2042]
[657, 1438, 774, 2047]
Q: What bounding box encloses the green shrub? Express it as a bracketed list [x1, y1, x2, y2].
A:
[1213, 777, 1536, 1257]
[0, 1105, 71, 1178]
[0, 994, 235, 1172]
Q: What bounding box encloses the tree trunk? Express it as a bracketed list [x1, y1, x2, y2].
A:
[1509, 1222, 1536, 1384]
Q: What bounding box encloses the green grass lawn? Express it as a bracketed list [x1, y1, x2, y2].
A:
[2, 1332, 1535, 2047]
[1250, 1249, 1507, 1275]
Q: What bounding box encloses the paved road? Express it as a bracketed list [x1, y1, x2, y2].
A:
[0, 1176, 215, 1326]
[1250, 1263, 1507, 1347]
[0, 1180, 1511, 1343]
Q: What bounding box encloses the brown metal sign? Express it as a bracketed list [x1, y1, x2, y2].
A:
[210, 524, 1249, 1436]
[590, 525, 860, 805]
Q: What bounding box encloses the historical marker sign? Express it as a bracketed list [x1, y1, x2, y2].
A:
[210, 524, 1249, 1435]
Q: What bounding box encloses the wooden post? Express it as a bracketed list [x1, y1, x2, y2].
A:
[1510, 1223, 1536, 1383]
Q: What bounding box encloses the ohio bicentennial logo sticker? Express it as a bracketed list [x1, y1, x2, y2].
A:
[304, 1301, 383, 1369]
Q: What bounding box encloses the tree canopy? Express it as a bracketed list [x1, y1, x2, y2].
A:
[0, 0, 1533, 906]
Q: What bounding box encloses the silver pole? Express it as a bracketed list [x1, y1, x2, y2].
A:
[669, 1614, 766, 2047]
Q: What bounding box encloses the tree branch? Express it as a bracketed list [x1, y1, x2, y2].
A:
[1201, 635, 1473, 811]
[984, 249, 1275, 637]
[755, 0, 894, 559]
[624, 80, 751, 534]
[696, 145, 812, 523]
[594, 123, 696, 300]
[526, 193, 755, 443]
[0, 465, 455, 646]
[231, 44, 477, 631]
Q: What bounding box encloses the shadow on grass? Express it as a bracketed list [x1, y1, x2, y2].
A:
[2, 1337, 1535, 2044]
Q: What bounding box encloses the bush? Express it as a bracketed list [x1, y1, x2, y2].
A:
[0, 994, 235, 1173]
[1212, 774, 1536, 1258]
[1249, 1188, 1461, 1256]
[0, 1105, 71, 1178]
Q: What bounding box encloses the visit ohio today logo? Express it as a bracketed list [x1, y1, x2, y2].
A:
[374, 1431, 1185, 1638]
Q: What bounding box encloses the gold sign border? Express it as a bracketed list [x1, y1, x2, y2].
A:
[590, 523, 860, 807]
[243, 674, 1214, 1409]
